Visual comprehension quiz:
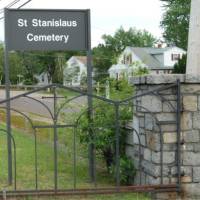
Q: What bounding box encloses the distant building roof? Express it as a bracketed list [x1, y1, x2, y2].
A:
[73, 56, 87, 65]
[125, 46, 186, 69]
[128, 47, 162, 69]
[109, 64, 128, 72]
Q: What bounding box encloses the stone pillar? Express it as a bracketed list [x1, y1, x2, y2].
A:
[127, 74, 200, 199]
[186, 0, 200, 74]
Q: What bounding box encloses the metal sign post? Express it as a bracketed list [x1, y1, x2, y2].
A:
[4, 33, 12, 185]
[86, 10, 95, 182]
[4, 8, 93, 184]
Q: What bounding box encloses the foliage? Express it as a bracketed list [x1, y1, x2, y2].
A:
[93, 44, 114, 81]
[129, 61, 149, 76]
[102, 27, 157, 55]
[172, 54, 187, 74]
[78, 79, 136, 184]
[110, 156, 136, 185]
[0, 47, 86, 85]
[133, 66, 149, 76]
[80, 71, 87, 85]
[52, 53, 66, 84]
[109, 78, 133, 100]
[160, 0, 191, 49]
[9, 52, 25, 84]
[0, 118, 149, 199]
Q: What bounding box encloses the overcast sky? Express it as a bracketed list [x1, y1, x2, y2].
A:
[0, 0, 164, 47]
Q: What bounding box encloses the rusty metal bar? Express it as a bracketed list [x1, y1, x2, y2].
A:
[0, 184, 179, 198]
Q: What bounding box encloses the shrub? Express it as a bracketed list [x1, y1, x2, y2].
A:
[78, 78, 136, 184]
[110, 156, 136, 185]
[172, 54, 187, 74]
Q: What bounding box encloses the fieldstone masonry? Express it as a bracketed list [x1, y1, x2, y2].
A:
[126, 74, 200, 199]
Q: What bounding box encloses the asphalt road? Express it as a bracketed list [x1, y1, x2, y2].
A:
[0, 90, 87, 119]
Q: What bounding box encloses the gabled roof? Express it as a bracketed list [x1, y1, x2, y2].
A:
[73, 56, 87, 65]
[128, 47, 162, 69]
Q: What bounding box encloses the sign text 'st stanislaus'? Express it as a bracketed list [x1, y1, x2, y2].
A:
[5, 9, 90, 51]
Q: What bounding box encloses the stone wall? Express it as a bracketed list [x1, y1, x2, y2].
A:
[126, 74, 200, 199]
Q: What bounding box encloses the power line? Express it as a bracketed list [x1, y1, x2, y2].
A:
[18, 0, 31, 9]
[0, 0, 32, 20]
[0, 0, 21, 14]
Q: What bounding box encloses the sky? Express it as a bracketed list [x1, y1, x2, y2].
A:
[0, 0, 164, 47]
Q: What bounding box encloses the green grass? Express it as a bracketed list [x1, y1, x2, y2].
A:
[56, 88, 81, 99]
[0, 115, 150, 200]
[19, 193, 151, 200]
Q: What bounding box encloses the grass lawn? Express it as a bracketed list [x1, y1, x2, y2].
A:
[0, 120, 151, 200]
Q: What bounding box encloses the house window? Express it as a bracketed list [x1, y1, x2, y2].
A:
[171, 54, 180, 61]
[123, 55, 126, 64]
[123, 54, 132, 65]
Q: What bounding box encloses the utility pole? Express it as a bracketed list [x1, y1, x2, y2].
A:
[186, 0, 200, 74]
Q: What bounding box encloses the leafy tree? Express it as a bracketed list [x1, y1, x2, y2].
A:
[35, 52, 56, 84]
[9, 52, 25, 84]
[172, 54, 187, 73]
[0, 46, 28, 84]
[20, 52, 42, 84]
[102, 27, 157, 55]
[93, 44, 114, 81]
[160, 0, 191, 49]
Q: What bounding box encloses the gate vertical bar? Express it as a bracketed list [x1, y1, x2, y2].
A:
[86, 9, 94, 182]
[73, 127, 77, 189]
[53, 86, 58, 190]
[34, 129, 38, 190]
[176, 79, 181, 189]
[115, 103, 120, 189]
[4, 8, 13, 185]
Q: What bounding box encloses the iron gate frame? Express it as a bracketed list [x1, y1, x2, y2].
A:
[0, 80, 181, 198]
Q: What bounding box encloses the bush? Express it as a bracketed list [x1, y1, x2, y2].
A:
[129, 61, 149, 76]
[172, 54, 187, 74]
[110, 156, 136, 185]
[78, 78, 136, 184]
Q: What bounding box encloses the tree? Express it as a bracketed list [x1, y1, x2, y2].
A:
[160, 0, 191, 50]
[93, 44, 114, 81]
[172, 54, 187, 73]
[19, 52, 42, 84]
[102, 27, 157, 56]
[9, 52, 25, 84]
[52, 53, 66, 84]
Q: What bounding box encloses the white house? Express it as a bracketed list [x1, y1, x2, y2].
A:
[108, 64, 129, 79]
[63, 56, 87, 86]
[34, 72, 51, 85]
[109, 46, 186, 79]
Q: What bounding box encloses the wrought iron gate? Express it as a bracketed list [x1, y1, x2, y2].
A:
[0, 81, 181, 198]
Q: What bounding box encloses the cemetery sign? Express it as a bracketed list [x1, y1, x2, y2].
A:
[5, 9, 90, 51]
